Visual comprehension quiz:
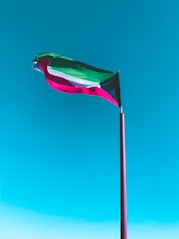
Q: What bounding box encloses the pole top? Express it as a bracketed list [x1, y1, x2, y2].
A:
[120, 106, 123, 113]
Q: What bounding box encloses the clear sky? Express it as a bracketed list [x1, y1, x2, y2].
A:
[1, 0, 179, 238]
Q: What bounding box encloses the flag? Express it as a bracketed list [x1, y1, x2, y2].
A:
[33, 53, 121, 106]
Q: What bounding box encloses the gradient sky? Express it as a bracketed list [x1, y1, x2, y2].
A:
[1, 0, 179, 238]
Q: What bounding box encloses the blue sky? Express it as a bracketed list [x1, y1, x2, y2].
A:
[1, 0, 179, 238]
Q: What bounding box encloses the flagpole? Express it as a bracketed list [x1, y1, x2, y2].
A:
[120, 106, 127, 239]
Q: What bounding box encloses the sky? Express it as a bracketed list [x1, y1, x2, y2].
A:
[1, 0, 179, 238]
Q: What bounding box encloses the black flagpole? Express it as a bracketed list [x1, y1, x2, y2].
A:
[120, 106, 127, 239]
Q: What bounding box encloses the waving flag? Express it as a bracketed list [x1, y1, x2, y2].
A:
[33, 53, 121, 106]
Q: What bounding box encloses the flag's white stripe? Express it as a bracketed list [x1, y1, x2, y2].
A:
[47, 67, 101, 88]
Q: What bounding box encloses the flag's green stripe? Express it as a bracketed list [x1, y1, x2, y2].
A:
[35, 53, 116, 83]
[49, 66, 115, 83]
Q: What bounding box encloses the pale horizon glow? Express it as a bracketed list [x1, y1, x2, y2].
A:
[0, 204, 179, 239]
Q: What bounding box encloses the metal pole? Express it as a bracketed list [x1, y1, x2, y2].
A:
[120, 106, 127, 239]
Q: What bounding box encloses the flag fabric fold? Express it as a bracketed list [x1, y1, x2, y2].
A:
[33, 53, 121, 106]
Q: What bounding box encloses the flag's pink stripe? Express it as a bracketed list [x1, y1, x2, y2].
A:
[47, 79, 118, 106]
[40, 60, 118, 106]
